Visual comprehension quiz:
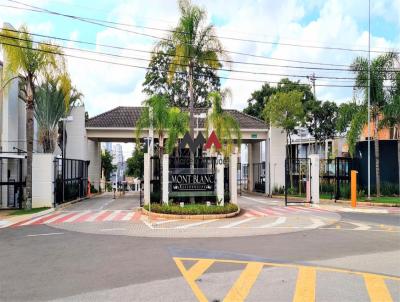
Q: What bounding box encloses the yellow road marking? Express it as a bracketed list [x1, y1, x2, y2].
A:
[223, 262, 264, 302]
[364, 273, 393, 302]
[336, 225, 341, 229]
[173, 258, 214, 302]
[293, 266, 316, 302]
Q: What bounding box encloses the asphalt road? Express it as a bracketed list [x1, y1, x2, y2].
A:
[0, 194, 399, 301]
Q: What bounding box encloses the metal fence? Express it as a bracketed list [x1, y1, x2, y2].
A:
[253, 162, 266, 193]
[320, 157, 353, 200]
[0, 156, 25, 209]
[285, 158, 311, 205]
[54, 158, 89, 206]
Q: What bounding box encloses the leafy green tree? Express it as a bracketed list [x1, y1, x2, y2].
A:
[126, 147, 144, 179]
[157, 0, 227, 143]
[34, 76, 83, 153]
[243, 78, 314, 120]
[206, 90, 241, 156]
[0, 25, 68, 209]
[351, 52, 398, 196]
[143, 48, 220, 108]
[263, 91, 305, 159]
[101, 150, 115, 181]
[306, 101, 338, 143]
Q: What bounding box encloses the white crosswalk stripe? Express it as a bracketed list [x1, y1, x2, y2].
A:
[86, 211, 107, 222]
[104, 210, 121, 221]
[176, 219, 218, 229]
[20, 213, 55, 226]
[220, 217, 256, 228]
[258, 217, 287, 228]
[63, 211, 90, 223]
[121, 212, 135, 221]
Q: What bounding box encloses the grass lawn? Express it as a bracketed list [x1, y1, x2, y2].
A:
[359, 196, 400, 204]
[8, 207, 51, 216]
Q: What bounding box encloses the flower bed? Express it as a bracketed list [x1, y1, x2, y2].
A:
[143, 203, 238, 215]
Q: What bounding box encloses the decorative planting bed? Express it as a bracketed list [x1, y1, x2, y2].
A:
[142, 203, 240, 220]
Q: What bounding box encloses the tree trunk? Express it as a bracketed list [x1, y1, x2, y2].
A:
[25, 76, 34, 210]
[374, 115, 381, 197]
[188, 62, 195, 204]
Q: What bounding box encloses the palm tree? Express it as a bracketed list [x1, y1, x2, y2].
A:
[351, 52, 398, 196]
[206, 90, 241, 156]
[136, 94, 189, 202]
[0, 25, 68, 209]
[34, 76, 83, 153]
[158, 0, 227, 143]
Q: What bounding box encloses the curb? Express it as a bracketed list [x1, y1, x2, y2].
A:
[140, 207, 241, 220]
[1, 208, 55, 228]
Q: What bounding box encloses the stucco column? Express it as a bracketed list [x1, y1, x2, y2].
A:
[309, 154, 320, 204]
[144, 153, 150, 205]
[216, 154, 224, 206]
[248, 143, 254, 192]
[229, 153, 238, 204]
[162, 154, 169, 205]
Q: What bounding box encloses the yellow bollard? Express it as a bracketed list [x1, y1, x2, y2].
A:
[351, 170, 358, 207]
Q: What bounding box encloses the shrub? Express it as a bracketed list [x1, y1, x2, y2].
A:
[143, 203, 239, 215]
[381, 182, 398, 196]
[90, 184, 98, 194]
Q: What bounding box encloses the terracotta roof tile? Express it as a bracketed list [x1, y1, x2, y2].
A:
[86, 106, 267, 129]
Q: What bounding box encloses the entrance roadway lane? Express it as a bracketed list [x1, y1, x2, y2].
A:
[0, 222, 399, 301]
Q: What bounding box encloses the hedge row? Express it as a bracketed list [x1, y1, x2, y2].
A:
[143, 203, 238, 215]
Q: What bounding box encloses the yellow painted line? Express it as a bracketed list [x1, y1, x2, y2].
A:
[336, 225, 341, 229]
[175, 258, 400, 281]
[364, 273, 393, 302]
[293, 266, 316, 302]
[223, 262, 264, 302]
[173, 258, 214, 302]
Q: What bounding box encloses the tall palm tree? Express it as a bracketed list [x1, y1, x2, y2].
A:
[351, 52, 398, 196]
[0, 25, 68, 209]
[34, 76, 83, 153]
[206, 90, 241, 156]
[158, 0, 227, 142]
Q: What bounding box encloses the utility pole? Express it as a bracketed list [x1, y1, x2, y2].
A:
[367, 0, 371, 200]
[307, 73, 316, 100]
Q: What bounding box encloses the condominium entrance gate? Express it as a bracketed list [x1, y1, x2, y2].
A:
[320, 157, 353, 200]
[284, 158, 311, 205]
[0, 156, 25, 209]
[54, 158, 89, 206]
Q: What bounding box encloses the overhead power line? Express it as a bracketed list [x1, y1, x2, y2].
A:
[5, 0, 400, 56]
[0, 32, 368, 81]
[1, 28, 399, 76]
[0, 39, 373, 88]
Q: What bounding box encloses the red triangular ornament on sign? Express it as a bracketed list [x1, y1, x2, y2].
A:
[204, 130, 222, 150]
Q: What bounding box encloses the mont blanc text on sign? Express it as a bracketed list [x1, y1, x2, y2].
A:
[171, 174, 215, 192]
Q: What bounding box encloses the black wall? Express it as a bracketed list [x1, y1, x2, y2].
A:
[355, 140, 399, 190]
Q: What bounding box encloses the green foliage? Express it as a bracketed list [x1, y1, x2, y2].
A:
[90, 184, 98, 194]
[206, 91, 241, 155]
[101, 150, 115, 181]
[126, 147, 144, 179]
[142, 48, 220, 108]
[136, 94, 189, 155]
[243, 79, 314, 120]
[263, 91, 304, 155]
[306, 101, 338, 142]
[34, 77, 83, 153]
[380, 182, 399, 196]
[144, 203, 238, 215]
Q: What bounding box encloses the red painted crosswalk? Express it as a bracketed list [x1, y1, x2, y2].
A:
[12, 210, 141, 227]
[244, 206, 327, 217]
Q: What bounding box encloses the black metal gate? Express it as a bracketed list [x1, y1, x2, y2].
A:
[150, 156, 161, 203]
[284, 158, 311, 205]
[0, 156, 25, 209]
[54, 158, 89, 206]
[320, 157, 353, 200]
[253, 162, 265, 193]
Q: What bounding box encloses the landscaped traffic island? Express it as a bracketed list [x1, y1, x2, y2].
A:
[142, 203, 240, 220]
